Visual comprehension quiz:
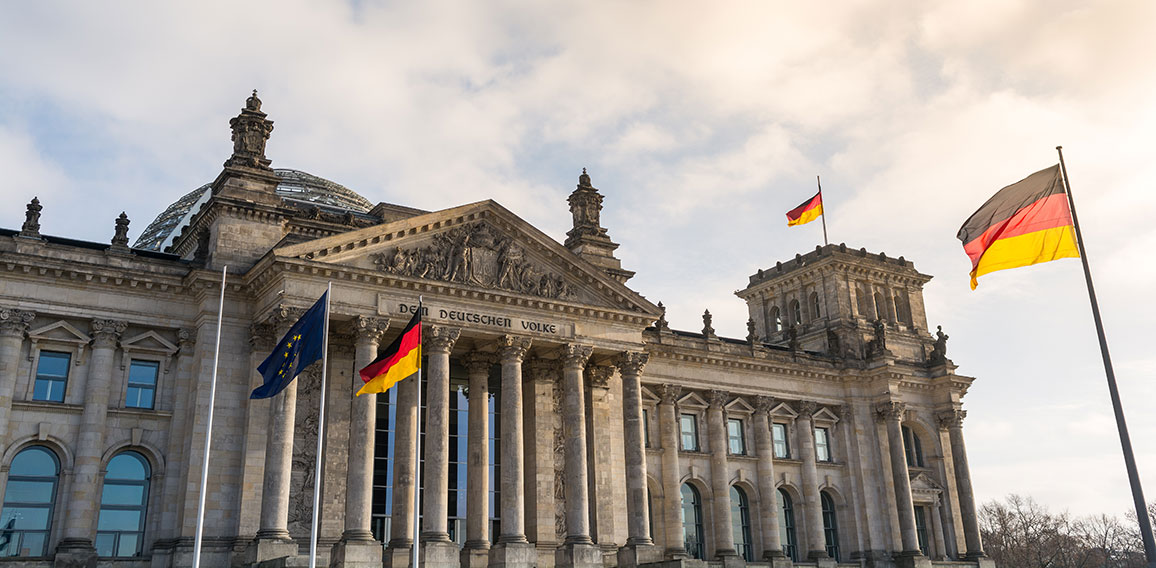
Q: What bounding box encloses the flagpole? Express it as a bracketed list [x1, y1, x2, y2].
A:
[413, 296, 423, 568]
[308, 283, 333, 568]
[192, 265, 227, 568]
[1057, 146, 1156, 566]
[817, 175, 829, 246]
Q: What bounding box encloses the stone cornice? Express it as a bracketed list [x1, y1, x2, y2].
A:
[0, 248, 188, 296]
[170, 195, 289, 257]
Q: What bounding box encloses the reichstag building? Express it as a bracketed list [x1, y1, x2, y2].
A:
[0, 93, 994, 568]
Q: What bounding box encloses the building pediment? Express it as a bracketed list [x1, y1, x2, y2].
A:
[272, 200, 660, 316]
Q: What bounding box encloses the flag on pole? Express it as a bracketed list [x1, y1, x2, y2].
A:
[252, 291, 329, 399]
[786, 191, 823, 226]
[357, 309, 421, 396]
[957, 165, 1080, 290]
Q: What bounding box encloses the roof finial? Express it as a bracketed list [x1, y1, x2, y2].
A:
[246, 89, 262, 112]
[578, 167, 592, 187]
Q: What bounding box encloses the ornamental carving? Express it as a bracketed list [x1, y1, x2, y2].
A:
[21, 198, 41, 237]
[90, 319, 127, 348]
[528, 357, 558, 383]
[558, 344, 593, 368]
[796, 400, 818, 417]
[425, 326, 460, 353]
[225, 90, 274, 170]
[352, 316, 389, 344]
[874, 401, 907, 423]
[0, 309, 35, 337]
[754, 395, 776, 414]
[496, 335, 532, 364]
[112, 212, 130, 247]
[289, 366, 322, 534]
[463, 351, 495, 379]
[937, 409, 966, 430]
[929, 325, 949, 365]
[615, 351, 649, 376]
[658, 384, 682, 406]
[587, 365, 614, 390]
[249, 322, 277, 352]
[708, 390, 729, 409]
[370, 223, 577, 301]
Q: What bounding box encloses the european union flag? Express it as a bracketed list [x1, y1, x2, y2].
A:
[252, 291, 328, 399]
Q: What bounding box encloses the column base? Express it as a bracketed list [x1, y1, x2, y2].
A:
[555, 541, 603, 568]
[617, 542, 663, 568]
[490, 541, 536, 568]
[764, 552, 793, 568]
[245, 536, 299, 566]
[422, 540, 461, 568]
[384, 543, 416, 568]
[965, 555, 996, 568]
[892, 550, 932, 568]
[461, 544, 491, 568]
[330, 537, 384, 567]
[52, 539, 97, 568]
[719, 552, 747, 568]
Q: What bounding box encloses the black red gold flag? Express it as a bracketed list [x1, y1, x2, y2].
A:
[786, 191, 823, 226]
[357, 309, 421, 396]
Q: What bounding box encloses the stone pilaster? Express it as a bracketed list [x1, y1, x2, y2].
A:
[939, 410, 985, 560]
[555, 344, 601, 568]
[491, 336, 535, 568]
[333, 316, 389, 567]
[795, 401, 828, 561]
[0, 309, 34, 449]
[462, 351, 494, 568]
[707, 390, 739, 560]
[56, 319, 125, 564]
[876, 402, 922, 558]
[422, 326, 461, 568]
[615, 352, 661, 568]
[656, 384, 687, 559]
[586, 363, 617, 549]
[752, 397, 788, 564]
[524, 358, 558, 564]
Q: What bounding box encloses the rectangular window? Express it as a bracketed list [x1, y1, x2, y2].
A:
[33, 351, 70, 402]
[125, 360, 159, 409]
[772, 423, 790, 458]
[642, 409, 651, 448]
[679, 414, 699, 451]
[727, 418, 745, 455]
[815, 427, 831, 462]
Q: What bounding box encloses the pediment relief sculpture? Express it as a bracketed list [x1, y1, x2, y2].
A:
[368, 222, 578, 301]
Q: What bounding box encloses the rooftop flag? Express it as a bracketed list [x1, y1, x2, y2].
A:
[357, 308, 421, 396]
[957, 165, 1079, 289]
[786, 191, 824, 227]
[251, 291, 328, 399]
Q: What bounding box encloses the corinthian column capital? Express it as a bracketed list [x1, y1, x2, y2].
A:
[587, 364, 614, 389]
[558, 343, 593, 368]
[874, 401, 906, 423]
[657, 384, 681, 406]
[425, 325, 460, 354]
[708, 389, 729, 410]
[0, 308, 35, 338]
[90, 319, 127, 348]
[463, 351, 495, 377]
[615, 351, 649, 376]
[495, 335, 532, 364]
[352, 315, 390, 345]
[937, 409, 966, 430]
[796, 400, 819, 417]
[754, 395, 776, 415]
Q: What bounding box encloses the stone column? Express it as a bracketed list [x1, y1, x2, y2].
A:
[795, 401, 828, 561]
[706, 390, 739, 560]
[752, 397, 787, 564]
[492, 336, 534, 568]
[930, 499, 947, 560]
[423, 326, 461, 568]
[939, 410, 985, 559]
[616, 352, 661, 568]
[0, 309, 33, 448]
[333, 316, 389, 567]
[555, 344, 600, 568]
[384, 336, 421, 568]
[876, 402, 921, 557]
[461, 351, 494, 568]
[56, 319, 125, 563]
[656, 384, 687, 559]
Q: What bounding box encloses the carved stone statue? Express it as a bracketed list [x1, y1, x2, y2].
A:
[866, 318, 888, 358]
[21, 197, 41, 237]
[565, 168, 609, 246]
[786, 327, 799, 352]
[224, 90, 275, 170]
[654, 302, 670, 331]
[826, 328, 842, 357]
[111, 212, 130, 247]
[702, 309, 716, 338]
[746, 318, 758, 344]
[929, 325, 949, 365]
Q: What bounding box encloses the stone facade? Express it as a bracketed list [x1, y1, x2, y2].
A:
[0, 95, 992, 568]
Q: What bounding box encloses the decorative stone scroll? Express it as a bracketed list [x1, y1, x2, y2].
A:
[0, 309, 35, 338]
[587, 365, 614, 390]
[937, 409, 966, 430]
[874, 401, 906, 423]
[369, 223, 577, 301]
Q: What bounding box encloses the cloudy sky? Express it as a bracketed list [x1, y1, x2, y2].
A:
[2, 1, 1153, 520]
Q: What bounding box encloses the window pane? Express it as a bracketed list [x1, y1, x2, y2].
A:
[101, 484, 145, 507]
[32, 379, 65, 403]
[727, 419, 744, 454]
[9, 448, 57, 477]
[4, 481, 55, 504]
[128, 361, 159, 386]
[95, 533, 116, 557]
[107, 453, 148, 480]
[17, 532, 47, 557]
[36, 352, 70, 377]
[815, 428, 830, 461]
[115, 533, 140, 557]
[772, 424, 789, 458]
[97, 509, 142, 532]
[1, 507, 50, 529]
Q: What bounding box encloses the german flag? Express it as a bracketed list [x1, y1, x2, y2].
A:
[787, 191, 823, 226]
[957, 165, 1080, 290]
[357, 310, 421, 396]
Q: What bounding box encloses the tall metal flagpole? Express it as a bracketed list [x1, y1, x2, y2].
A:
[1057, 146, 1156, 566]
[192, 265, 227, 568]
[413, 296, 423, 568]
[817, 175, 829, 246]
[309, 283, 333, 568]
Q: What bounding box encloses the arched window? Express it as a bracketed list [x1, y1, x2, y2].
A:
[902, 425, 924, 468]
[95, 451, 151, 557]
[789, 300, 802, 327]
[0, 446, 60, 557]
[777, 489, 797, 561]
[680, 484, 704, 559]
[731, 486, 752, 561]
[809, 292, 821, 321]
[821, 491, 840, 561]
[770, 307, 783, 333]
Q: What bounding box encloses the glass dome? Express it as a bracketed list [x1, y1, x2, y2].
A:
[134, 169, 374, 252]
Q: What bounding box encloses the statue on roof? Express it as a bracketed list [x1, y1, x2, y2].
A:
[225, 90, 275, 170]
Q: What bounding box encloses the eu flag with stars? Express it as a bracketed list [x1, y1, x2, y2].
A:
[252, 291, 328, 399]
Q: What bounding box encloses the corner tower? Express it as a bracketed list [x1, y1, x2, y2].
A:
[564, 169, 634, 283]
[736, 243, 937, 363]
